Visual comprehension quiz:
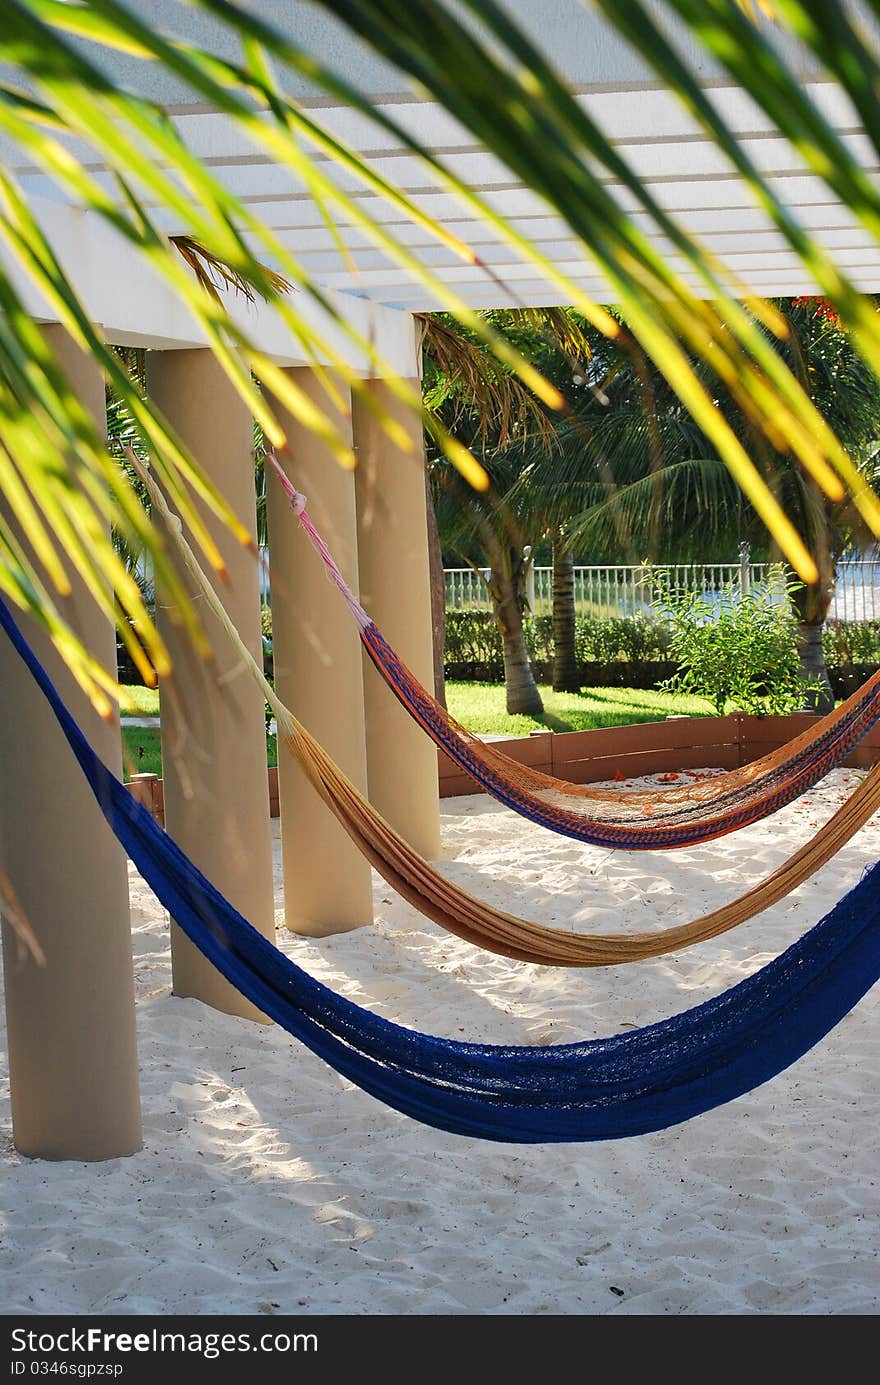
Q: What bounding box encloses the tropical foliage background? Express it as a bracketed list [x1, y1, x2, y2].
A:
[3, 0, 880, 708]
[427, 296, 880, 712]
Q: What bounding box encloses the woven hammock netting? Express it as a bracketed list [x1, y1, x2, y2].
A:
[363, 619, 880, 848]
[272, 454, 880, 852]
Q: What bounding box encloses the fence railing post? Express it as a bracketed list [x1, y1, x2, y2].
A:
[738, 542, 751, 598]
[128, 771, 160, 822]
[524, 547, 535, 614]
[731, 713, 746, 768]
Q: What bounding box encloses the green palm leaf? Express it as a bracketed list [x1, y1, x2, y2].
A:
[4, 0, 880, 696]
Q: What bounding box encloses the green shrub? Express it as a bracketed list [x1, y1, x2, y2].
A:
[445, 610, 670, 669]
[823, 618, 880, 665]
[654, 568, 811, 715]
[444, 610, 504, 669]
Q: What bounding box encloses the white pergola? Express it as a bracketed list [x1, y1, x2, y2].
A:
[5, 1, 880, 327]
[2, 0, 878, 1161]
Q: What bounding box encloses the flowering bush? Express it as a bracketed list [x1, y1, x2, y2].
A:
[653, 568, 813, 715]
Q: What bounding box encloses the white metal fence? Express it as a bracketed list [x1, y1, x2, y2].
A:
[444, 559, 880, 624]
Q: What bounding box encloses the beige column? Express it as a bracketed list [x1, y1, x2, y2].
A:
[148, 349, 274, 1019]
[352, 380, 441, 858]
[266, 372, 373, 936]
[0, 325, 142, 1160]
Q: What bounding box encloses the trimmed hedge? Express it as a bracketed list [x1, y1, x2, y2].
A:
[443, 611, 880, 692]
[444, 610, 671, 677]
[823, 619, 880, 664]
[118, 606, 275, 684]
[118, 609, 880, 692]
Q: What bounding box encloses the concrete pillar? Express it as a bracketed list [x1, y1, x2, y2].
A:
[352, 379, 441, 858]
[0, 325, 142, 1160]
[266, 371, 373, 936]
[148, 349, 274, 1020]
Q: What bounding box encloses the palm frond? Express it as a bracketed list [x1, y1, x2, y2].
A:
[6, 0, 880, 694]
[419, 313, 560, 450]
[169, 236, 294, 306]
[564, 456, 739, 563]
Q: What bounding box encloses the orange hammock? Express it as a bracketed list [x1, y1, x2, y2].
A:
[286, 713, 880, 966]
[148, 471, 880, 969]
[271, 455, 880, 851]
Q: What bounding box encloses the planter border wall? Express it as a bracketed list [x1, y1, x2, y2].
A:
[126, 712, 880, 821]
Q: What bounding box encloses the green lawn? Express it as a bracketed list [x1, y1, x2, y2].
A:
[122, 726, 277, 781]
[121, 684, 160, 715]
[119, 681, 711, 780]
[445, 682, 714, 735]
[121, 727, 163, 778]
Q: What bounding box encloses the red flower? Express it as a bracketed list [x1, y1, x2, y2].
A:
[791, 294, 842, 327]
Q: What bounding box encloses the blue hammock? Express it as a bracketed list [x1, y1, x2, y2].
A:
[2, 594, 878, 1144]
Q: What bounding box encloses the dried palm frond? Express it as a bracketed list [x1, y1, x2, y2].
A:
[504, 308, 593, 371]
[170, 236, 294, 304]
[419, 316, 556, 450]
[419, 313, 563, 450]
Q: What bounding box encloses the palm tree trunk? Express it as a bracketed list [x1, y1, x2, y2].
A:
[796, 620, 834, 713]
[551, 536, 580, 692]
[791, 557, 835, 714]
[424, 469, 447, 708]
[488, 560, 544, 716]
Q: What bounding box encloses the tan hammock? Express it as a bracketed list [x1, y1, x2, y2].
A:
[287, 717, 880, 966]
[146, 467, 880, 968]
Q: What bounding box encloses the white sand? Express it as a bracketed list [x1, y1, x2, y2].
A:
[2, 766, 878, 1316]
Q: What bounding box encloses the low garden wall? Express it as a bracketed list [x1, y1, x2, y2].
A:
[437, 711, 880, 796]
[127, 711, 880, 823]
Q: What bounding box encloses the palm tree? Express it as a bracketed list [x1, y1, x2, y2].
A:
[422, 308, 596, 713]
[550, 539, 579, 693]
[433, 452, 544, 715]
[766, 298, 880, 707]
[421, 309, 558, 713]
[548, 298, 880, 711]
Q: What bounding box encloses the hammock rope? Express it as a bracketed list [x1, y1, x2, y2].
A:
[1, 590, 878, 1144]
[270, 454, 880, 850]
[135, 467, 880, 969]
